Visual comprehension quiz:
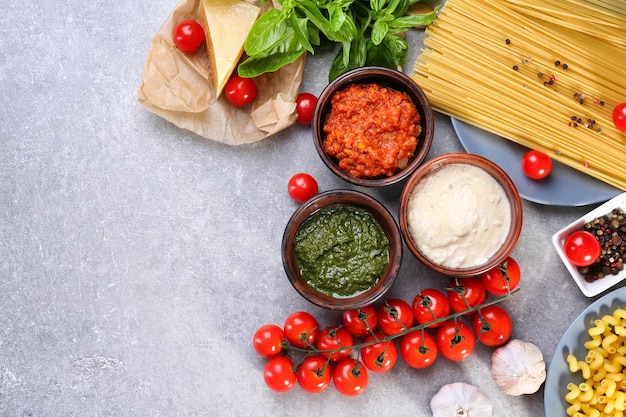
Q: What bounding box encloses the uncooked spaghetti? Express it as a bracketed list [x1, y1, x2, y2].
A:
[412, 0, 626, 190]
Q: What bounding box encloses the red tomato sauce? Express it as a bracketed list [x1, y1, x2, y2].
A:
[322, 83, 421, 179]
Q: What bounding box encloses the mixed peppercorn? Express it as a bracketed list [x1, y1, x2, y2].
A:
[579, 208, 626, 282]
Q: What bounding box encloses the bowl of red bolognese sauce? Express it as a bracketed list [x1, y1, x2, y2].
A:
[312, 66, 434, 187]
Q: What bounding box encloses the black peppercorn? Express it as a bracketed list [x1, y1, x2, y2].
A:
[580, 209, 626, 282]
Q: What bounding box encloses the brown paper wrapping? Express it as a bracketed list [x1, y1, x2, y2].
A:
[137, 0, 306, 145]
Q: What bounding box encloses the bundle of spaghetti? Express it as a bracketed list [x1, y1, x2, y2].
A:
[582, 0, 626, 17]
[412, 0, 626, 190]
[505, 0, 626, 47]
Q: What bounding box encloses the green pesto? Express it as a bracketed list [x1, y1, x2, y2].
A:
[294, 204, 390, 297]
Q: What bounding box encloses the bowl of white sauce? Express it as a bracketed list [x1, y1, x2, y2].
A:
[399, 153, 523, 276]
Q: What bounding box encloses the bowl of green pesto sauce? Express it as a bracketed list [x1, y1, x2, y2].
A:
[282, 190, 402, 310]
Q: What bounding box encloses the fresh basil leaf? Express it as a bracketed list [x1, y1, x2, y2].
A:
[329, 37, 366, 80]
[390, 11, 437, 30]
[296, 1, 334, 35]
[327, 4, 346, 32]
[384, 0, 402, 15]
[371, 19, 389, 45]
[239, 48, 306, 78]
[307, 21, 321, 46]
[297, 2, 357, 42]
[393, 0, 411, 17]
[244, 9, 289, 55]
[370, 0, 386, 13]
[366, 34, 407, 68]
[290, 14, 314, 54]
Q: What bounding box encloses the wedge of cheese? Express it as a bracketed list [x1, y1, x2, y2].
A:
[198, 0, 261, 98]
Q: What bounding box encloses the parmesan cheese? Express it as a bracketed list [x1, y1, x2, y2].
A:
[198, 0, 260, 98]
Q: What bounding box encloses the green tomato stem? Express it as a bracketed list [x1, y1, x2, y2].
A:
[284, 288, 520, 355]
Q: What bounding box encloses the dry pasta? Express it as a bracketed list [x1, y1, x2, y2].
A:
[564, 306, 626, 416]
[412, 0, 626, 190]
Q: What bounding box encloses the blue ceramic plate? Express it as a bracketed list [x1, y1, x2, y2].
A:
[451, 118, 621, 207]
[544, 286, 626, 416]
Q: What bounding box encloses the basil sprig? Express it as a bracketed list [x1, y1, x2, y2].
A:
[238, 0, 438, 81]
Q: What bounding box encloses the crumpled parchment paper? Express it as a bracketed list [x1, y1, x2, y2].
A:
[137, 0, 306, 145]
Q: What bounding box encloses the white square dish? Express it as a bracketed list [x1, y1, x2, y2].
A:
[552, 192, 626, 297]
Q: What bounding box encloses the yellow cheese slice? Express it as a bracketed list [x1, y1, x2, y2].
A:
[198, 0, 261, 98]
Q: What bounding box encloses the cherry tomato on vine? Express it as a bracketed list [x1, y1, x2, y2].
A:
[564, 230, 601, 267]
[253, 324, 284, 358]
[613, 103, 626, 132]
[296, 355, 332, 393]
[287, 173, 318, 203]
[342, 305, 377, 337]
[447, 277, 486, 313]
[315, 326, 353, 361]
[435, 320, 475, 361]
[264, 356, 296, 392]
[472, 305, 513, 347]
[412, 289, 450, 328]
[332, 358, 368, 397]
[360, 333, 398, 373]
[480, 256, 521, 296]
[172, 20, 205, 53]
[224, 75, 257, 107]
[399, 330, 438, 369]
[283, 311, 319, 348]
[378, 298, 414, 336]
[521, 150, 552, 180]
[296, 93, 318, 124]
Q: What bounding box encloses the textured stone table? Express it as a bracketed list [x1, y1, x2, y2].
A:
[0, 1, 612, 415]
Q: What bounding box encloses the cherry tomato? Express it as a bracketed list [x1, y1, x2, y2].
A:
[447, 277, 486, 314]
[287, 173, 318, 203]
[224, 75, 257, 107]
[315, 326, 353, 361]
[480, 256, 521, 296]
[332, 358, 368, 397]
[472, 305, 513, 347]
[521, 150, 552, 180]
[613, 103, 626, 132]
[172, 20, 205, 53]
[378, 298, 414, 336]
[564, 230, 601, 267]
[435, 320, 476, 361]
[342, 305, 377, 337]
[296, 93, 318, 124]
[252, 324, 284, 358]
[296, 355, 332, 393]
[264, 356, 296, 392]
[360, 333, 398, 373]
[399, 330, 438, 369]
[283, 311, 319, 348]
[412, 289, 451, 328]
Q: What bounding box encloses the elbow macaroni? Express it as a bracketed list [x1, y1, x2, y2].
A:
[566, 307, 626, 416]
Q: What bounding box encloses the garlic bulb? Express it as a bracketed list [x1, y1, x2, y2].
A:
[430, 382, 492, 417]
[491, 339, 546, 395]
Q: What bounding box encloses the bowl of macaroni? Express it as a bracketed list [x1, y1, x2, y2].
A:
[544, 286, 626, 416]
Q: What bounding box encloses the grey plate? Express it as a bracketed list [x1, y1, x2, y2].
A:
[451, 118, 621, 207]
[544, 286, 626, 416]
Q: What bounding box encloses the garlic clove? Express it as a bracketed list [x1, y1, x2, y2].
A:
[491, 339, 546, 396]
[430, 382, 492, 417]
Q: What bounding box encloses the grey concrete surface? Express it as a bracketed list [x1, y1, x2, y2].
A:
[0, 1, 614, 416]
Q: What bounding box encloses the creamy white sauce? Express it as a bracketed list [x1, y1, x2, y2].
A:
[406, 163, 511, 268]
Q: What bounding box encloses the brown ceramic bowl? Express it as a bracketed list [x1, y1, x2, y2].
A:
[312, 66, 434, 187]
[282, 189, 402, 310]
[398, 153, 523, 276]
